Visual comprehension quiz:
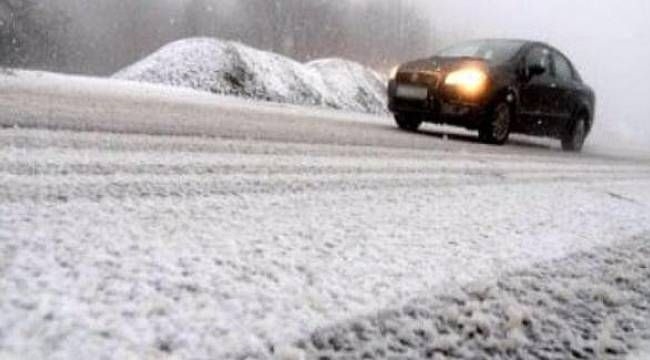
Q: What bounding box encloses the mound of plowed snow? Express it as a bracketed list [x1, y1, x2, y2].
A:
[307, 58, 387, 115]
[113, 38, 387, 115]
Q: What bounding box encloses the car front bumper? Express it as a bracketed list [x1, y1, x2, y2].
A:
[387, 80, 489, 129]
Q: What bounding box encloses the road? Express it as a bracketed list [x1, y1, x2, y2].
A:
[1, 71, 650, 359]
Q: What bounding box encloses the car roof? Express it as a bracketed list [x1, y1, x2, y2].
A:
[458, 38, 530, 47]
[472, 39, 575, 58]
[459, 38, 561, 52]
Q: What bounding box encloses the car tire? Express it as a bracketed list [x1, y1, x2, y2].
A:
[479, 102, 511, 145]
[561, 116, 587, 152]
[395, 113, 422, 132]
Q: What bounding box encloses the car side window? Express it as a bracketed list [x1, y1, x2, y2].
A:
[526, 47, 550, 68]
[525, 47, 551, 70]
[553, 52, 574, 81]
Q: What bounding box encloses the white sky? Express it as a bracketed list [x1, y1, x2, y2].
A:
[423, 0, 650, 148]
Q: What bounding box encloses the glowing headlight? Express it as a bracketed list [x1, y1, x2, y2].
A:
[389, 66, 400, 79]
[444, 68, 488, 95]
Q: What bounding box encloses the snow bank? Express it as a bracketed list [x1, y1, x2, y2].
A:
[113, 38, 388, 115]
[307, 58, 387, 115]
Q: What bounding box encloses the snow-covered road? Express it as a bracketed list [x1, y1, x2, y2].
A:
[1, 72, 650, 359]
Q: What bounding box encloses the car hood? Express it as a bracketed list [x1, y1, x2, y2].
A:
[398, 56, 491, 74]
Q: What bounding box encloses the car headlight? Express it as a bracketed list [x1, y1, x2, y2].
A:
[444, 68, 488, 95]
[389, 66, 400, 80]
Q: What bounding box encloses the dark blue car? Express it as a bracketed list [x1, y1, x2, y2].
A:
[388, 39, 595, 151]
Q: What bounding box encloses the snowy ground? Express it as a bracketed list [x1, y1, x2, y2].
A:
[1, 71, 650, 359]
[1, 128, 650, 359]
[293, 237, 650, 359]
[629, 342, 650, 360]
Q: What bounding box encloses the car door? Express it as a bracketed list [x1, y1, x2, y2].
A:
[550, 51, 580, 136]
[518, 46, 561, 136]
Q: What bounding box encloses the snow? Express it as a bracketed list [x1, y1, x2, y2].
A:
[306, 59, 387, 114]
[294, 237, 650, 359]
[1, 128, 650, 359]
[630, 341, 650, 360]
[113, 38, 388, 115]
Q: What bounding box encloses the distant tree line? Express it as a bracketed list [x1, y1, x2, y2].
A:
[0, 0, 68, 70]
[0, 0, 438, 75]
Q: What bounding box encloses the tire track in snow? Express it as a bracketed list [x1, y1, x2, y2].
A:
[2, 129, 650, 204]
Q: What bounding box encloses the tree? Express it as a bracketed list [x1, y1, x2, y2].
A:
[1, 0, 441, 74]
[0, 0, 68, 68]
[183, 0, 206, 37]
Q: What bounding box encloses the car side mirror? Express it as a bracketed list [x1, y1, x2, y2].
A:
[528, 63, 546, 77]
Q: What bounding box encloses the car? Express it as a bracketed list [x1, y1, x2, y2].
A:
[387, 39, 596, 151]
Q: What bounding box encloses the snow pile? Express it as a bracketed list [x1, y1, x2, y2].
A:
[306, 59, 387, 114]
[113, 38, 388, 115]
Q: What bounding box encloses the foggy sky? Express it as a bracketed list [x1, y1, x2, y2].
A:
[423, 0, 650, 148]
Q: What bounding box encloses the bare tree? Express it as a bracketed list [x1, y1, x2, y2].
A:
[2, 0, 439, 74]
[0, 0, 68, 69]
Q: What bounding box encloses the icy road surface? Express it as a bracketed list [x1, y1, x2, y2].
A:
[1, 71, 650, 359]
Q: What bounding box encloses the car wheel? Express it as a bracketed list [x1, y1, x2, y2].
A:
[562, 116, 587, 152]
[395, 113, 422, 132]
[479, 102, 511, 145]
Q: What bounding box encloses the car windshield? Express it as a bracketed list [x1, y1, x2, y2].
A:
[436, 40, 525, 64]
